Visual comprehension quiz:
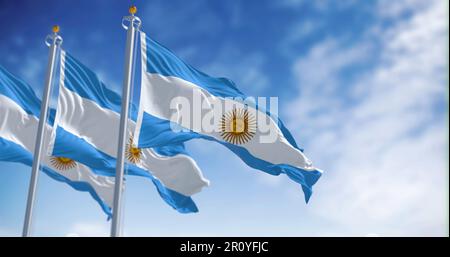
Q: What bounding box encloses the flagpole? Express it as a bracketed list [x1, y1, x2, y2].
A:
[111, 6, 141, 237]
[22, 26, 62, 237]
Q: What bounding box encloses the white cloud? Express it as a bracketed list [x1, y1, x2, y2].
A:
[376, 0, 431, 19]
[279, 19, 325, 57]
[65, 222, 109, 237]
[256, 171, 285, 188]
[202, 45, 269, 94]
[277, 0, 358, 11]
[0, 228, 17, 237]
[285, 0, 448, 236]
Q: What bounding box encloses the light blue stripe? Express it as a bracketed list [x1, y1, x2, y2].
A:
[52, 126, 198, 213]
[52, 126, 117, 177]
[137, 113, 203, 148]
[0, 65, 41, 117]
[138, 112, 321, 202]
[145, 36, 245, 99]
[63, 52, 139, 121]
[153, 143, 190, 157]
[0, 137, 113, 218]
[144, 35, 302, 151]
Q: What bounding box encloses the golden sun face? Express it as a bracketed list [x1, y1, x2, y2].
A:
[126, 137, 142, 164]
[220, 108, 256, 145]
[50, 156, 77, 171]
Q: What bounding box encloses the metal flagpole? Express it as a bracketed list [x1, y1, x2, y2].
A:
[22, 25, 63, 237]
[111, 6, 141, 237]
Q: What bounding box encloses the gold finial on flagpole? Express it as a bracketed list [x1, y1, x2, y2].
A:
[129, 5, 137, 15]
[52, 25, 60, 33]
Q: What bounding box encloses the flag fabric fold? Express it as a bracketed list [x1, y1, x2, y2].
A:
[0, 65, 114, 217]
[49, 51, 209, 213]
[134, 32, 322, 202]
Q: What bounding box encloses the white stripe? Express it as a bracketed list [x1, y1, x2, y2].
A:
[54, 75, 210, 196]
[133, 32, 147, 144]
[139, 72, 317, 171]
[0, 94, 114, 207]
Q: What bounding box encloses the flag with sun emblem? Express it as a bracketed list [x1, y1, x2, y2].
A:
[0, 65, 114, 218]
[49, 51, 209, 213]
[134, 32, 322, 202]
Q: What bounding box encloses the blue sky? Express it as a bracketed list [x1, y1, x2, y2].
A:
[0, 0, 448, 236]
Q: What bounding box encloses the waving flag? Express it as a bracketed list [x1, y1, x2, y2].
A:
[134, 32, 322, 202]
[49, 51, 209, 213]
[0, 65, 114, 217]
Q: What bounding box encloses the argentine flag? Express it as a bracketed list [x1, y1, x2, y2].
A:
[49, 50, 209, 213]
[0, 65, 114, 217]
[134, 32, 322, 202]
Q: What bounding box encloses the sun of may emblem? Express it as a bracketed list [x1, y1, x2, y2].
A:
[220, 108, 256, 145]
[126, 137, 142, 164]
[50, 156, 77, 171]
